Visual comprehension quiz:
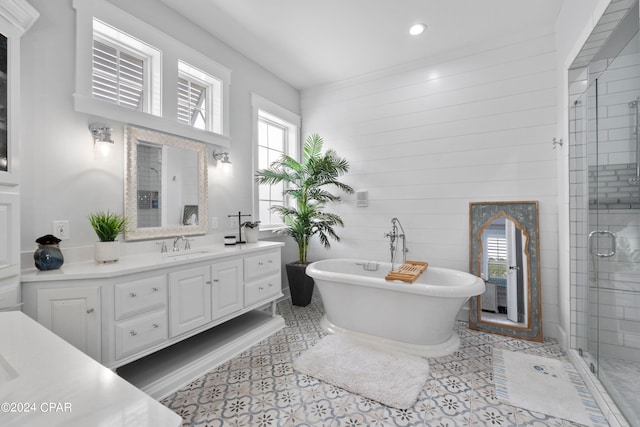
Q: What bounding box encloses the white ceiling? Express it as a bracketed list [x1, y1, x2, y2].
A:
[159, 0, 564, 90]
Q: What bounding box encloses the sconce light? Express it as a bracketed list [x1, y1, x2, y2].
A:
[213, 150, 233, 175]
[89, 122, 114, 158]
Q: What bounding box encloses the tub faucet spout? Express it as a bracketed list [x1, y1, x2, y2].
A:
[384, 217, 407, 270]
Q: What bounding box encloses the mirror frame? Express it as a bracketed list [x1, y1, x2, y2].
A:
[124, 125, 208, 241]
[468, 201, 542, 341]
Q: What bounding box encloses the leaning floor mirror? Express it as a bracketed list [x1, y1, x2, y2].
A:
[468, 201, 542, 341]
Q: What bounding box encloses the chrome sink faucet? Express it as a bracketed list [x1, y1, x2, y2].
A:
[384, 217, 408, 270]
[173, 236, 184, 252]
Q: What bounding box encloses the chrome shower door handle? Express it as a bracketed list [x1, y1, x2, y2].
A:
[589, 230, 617, 258]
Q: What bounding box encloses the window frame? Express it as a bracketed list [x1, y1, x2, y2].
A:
[92, 18, 161, 115]
[177, 60, 223, 134]
[251, 93, 301, 231]
[73, 0, 231, 147]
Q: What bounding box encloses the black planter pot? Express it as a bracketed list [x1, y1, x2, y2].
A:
[286, 262, 315, 307]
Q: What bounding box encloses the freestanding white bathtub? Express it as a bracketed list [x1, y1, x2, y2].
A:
[306, 259, 485, 358]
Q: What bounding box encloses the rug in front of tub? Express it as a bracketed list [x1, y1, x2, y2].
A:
[293, 334, 430, 410]
[492, 348, 608, 426]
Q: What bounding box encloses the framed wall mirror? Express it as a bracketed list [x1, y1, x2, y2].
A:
[469, 201, 542, 341]
[124, 125, 208, 241]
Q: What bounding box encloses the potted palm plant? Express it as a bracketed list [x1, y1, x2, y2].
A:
[89, 210, 127, 263]
[255, 133, 353, 306]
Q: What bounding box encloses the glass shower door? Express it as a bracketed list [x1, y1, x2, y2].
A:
[585, 30, 640, 425]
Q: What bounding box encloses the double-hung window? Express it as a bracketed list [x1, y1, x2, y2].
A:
[252, 94, 300, 229]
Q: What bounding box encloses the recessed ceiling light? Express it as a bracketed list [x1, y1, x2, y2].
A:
[409, 23, 426, 36]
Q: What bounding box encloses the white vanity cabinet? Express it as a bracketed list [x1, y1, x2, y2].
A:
[244, 250, 281, 307]
[22, 242, 285, 380]
[35, 286, 101, 361]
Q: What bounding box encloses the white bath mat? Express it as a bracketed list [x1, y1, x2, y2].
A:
[492, 348, 608, 426]
[293, 334, 430, 410]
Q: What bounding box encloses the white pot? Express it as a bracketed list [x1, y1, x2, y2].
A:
[244, 227, 259, 243]
[95, 241, 120, 263]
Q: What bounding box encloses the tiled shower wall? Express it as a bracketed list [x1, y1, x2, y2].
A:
[137, 144, 162, 228]
[570, 45, 640, 362]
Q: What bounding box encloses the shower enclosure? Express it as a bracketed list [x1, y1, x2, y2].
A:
[569, 1, 640, 425]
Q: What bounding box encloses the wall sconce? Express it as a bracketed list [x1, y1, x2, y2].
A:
[213, 150, 233, 175]
[89, 122, 114, 158]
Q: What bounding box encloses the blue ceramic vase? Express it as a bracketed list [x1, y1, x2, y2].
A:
[34, 234, 64, 271]
[34, 244, 64, 270]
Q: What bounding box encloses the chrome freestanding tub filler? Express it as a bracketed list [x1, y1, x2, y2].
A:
[306, 259, 485, 358]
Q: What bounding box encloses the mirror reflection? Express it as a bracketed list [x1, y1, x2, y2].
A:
[125, 125, 208, 241]
[469, 201, 542, 341]
[479, 215, 528, 326]
[136, 142, 199, 228]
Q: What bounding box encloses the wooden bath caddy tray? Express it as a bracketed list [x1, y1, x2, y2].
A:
[385, 261, 429, 283]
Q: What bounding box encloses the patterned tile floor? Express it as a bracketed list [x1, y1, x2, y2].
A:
[162, 295, 601, 426]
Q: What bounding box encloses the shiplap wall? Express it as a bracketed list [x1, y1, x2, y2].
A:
[301, 33, 560, 337]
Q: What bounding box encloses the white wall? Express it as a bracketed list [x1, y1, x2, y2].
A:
[19, 0, 299, 262]
[301, 32, 560, 337]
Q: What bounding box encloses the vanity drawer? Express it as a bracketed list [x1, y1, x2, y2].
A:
[115, 309, 167, 360]
[244, 250, 280, 282]
[115, 275, 167, 320]
[245, 274, 281, 307]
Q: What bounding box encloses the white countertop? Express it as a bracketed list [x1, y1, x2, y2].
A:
[0, 311, 182, 426]
[22, 241, 284, 282]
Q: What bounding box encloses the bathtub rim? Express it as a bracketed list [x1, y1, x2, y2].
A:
[320, 316, 460, 358]
[307, 258, 485, 298]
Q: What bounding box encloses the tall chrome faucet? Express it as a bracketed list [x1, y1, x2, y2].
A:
[384, 217, 407, 270]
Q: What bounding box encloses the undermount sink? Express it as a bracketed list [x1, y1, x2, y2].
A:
[162, 250, 212, 261]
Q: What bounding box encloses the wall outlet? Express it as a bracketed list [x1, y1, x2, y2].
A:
[210, 217, 218, 229]
[228, 216, 238, 229]
[53, 220, 70, 240]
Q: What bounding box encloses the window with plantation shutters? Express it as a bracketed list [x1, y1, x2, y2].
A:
[177, 61, 222, 133]
[487, 236, 507, 279]
[90, 18, 161, 117]
[177, 77, 206, 130]
[487, 237, 507, 260]
[76, 7, 231, 144]
[92, 40, 145, 111]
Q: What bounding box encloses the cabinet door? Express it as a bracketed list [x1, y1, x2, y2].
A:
[169, 265, 211, 337]
[211, 258, 243, 320]
[36, 287, 101, 361]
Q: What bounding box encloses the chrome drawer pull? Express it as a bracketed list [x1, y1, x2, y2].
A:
[129, 292, 137, 297]
[130, 330, 137, 336]
[259, 287, 264, 291]
[152, 323, 159, 328]
[152, 287, 159, 292]
[86, 308, 95, 314]
[258, 262, 264, 266]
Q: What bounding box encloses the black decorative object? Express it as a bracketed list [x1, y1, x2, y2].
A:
[34, 234, 64, 271]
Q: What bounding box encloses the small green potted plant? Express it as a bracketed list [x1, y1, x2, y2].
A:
[255, 133, 353, 306]
[89, 210, 127, 263]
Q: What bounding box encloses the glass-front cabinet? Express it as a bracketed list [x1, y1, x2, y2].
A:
[0, 1, 39, 310]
